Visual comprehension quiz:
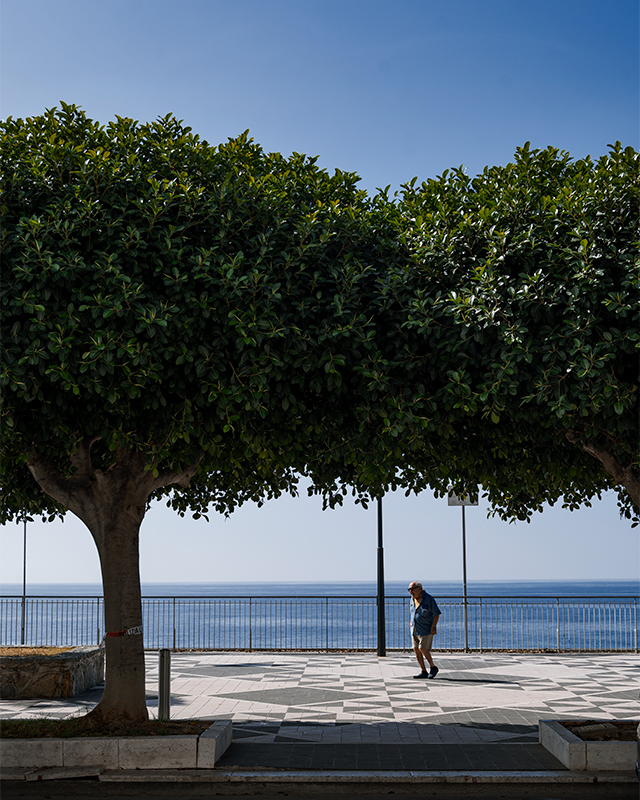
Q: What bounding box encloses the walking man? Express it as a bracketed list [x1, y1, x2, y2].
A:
[409, 581, 441, 679]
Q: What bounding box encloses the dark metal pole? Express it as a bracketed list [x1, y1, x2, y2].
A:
[158, 648, 171, 720]
[20, 515, 27, 645]
[376, 497, 386, 656]
[462, 506, 469, 652]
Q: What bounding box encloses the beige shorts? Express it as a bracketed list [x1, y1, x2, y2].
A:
[412, 633, 434, 651]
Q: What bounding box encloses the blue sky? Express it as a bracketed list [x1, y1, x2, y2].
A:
[2, 0, 637, 192]
[1, 0, 638, 585]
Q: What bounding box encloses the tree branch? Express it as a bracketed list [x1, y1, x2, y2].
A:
[147, 451, 204, 493]
[566, 430, 639, 509]
[27, 450, 92, 511]
[70, 435, 102, 480]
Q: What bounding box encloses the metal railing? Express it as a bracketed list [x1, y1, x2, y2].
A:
[0, 595, 637, 652]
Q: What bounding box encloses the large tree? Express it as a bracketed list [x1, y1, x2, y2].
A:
[0, 105, 403, 722]
[389, 142, 639, 520]
[297, 144, 638, 524]
[1, 106, 637, 722]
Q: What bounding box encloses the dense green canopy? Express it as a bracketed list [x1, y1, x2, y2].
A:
[1, 104, 399, 521]
[1, 105, 637, 721]
[1, 106, 638, 525]
[390, 142, 639, 521]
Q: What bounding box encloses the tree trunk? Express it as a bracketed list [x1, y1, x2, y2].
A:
[27, 440, 201, 725]
[87, 508, 148, 724]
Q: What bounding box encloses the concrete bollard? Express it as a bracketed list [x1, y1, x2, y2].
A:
[158, 648, 171, 720]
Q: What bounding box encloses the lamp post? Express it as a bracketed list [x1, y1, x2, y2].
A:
[376, 496, 386, 657]
[20, 514, 27, 645]
[448, 492, 478, 652]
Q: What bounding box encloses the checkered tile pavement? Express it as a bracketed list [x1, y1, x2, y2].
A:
[3, 651, 637, 746]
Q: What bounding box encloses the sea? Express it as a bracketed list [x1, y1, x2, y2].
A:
[2, 580, 637, 650]
[1, 579, 638, 597]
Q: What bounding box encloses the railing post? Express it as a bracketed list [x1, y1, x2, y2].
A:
[249, 597, 252, 651]
[479, 597, 483, 653]
[158, 648, 171, 720]
[556, 598, 560, 652]
[172, 597, 176, 651]
[325, 597, 329, 651]
[634, 598, 638, 654]
[20, 597, 26, 646]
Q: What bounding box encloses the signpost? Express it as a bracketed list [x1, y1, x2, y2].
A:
[448, 492, 478, 651]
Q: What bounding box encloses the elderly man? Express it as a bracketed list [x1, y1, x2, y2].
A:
[408, 581, 441, 679]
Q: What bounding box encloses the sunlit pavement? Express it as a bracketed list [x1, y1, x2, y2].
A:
[2, 651, 637, 763]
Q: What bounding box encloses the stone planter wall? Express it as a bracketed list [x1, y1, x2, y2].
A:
[0, 720, 232, 771]
[539, 719, 637, 771]
[0, 646, 104, 699]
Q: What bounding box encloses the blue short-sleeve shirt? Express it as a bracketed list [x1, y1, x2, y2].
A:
[410, 592, 441, 636]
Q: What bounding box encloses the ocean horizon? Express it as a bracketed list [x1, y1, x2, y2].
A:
[1, 578, 638, 597]
[2, 579, 637, 651]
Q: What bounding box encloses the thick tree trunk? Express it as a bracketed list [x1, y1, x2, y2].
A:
[89, 509, 148, 724]
[27, 440, 201, 725]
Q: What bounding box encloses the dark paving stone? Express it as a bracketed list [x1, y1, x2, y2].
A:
[434, 677, 521, 686]
[177, 664, 276, 677]
[216, 742, 567, 771]
[215, 687, 371, 705]
[460, 722, 537, 736]
[233, 729, 274, 739]
[595, 689, 640, 700]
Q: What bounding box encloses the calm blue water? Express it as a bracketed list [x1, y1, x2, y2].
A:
[1, 580, 637, 650]
[1, 579, 638, 597]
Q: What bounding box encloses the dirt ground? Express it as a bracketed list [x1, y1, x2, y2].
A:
[562, 719, 638, 741]
[0, 647, 74, 657]
[0, 718, 212, 739]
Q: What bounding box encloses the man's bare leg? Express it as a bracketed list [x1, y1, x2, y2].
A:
[414, 647, 435, 671]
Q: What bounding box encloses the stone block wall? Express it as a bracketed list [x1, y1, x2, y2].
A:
[0, 646, 104, 699]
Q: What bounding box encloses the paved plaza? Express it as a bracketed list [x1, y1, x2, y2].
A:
[2, 650, 637, 771]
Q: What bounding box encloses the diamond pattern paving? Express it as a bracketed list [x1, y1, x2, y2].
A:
[1, 651, 636, 764]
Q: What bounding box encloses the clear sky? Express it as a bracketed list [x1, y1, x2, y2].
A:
[1, 0, 638, 586]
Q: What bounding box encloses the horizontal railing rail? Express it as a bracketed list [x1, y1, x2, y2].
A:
[0, 595, 637, 653]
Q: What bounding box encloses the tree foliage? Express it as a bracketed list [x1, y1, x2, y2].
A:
[1, 103, 399, 521]
[1, 105, 637, 721]
[392, 142, 639, 521]
[1, 108, 638, 525]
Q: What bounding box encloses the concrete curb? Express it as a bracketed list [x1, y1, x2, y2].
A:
[539, 719, 637, 771]
[98, 768, 638, 784]
[2, 767, 636, 785]
[25, 766, 104, 782]
[0, 719, 231, 772]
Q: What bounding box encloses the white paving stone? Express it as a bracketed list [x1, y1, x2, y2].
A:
[2, 651, 637, 748]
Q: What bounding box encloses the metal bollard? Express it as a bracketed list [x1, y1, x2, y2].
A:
[158, 648, 171, 720]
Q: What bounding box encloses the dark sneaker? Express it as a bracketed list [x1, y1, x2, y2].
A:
[413, 671, 429, 679]
[428, 666, 439, 679]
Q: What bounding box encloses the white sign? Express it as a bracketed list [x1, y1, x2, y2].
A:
[448, 492, 479, 507]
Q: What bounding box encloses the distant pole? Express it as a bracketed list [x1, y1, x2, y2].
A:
[376, 496, 386, 657]
[448, 492, 477, 653]
[462, 506, 468, 652]
[20, 515, 27, 645]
